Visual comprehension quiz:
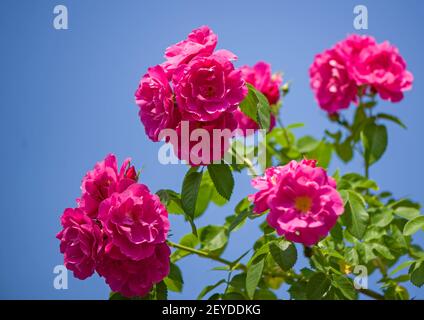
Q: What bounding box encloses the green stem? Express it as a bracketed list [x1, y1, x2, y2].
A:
[167, 241, 246, 272]
[277, 117, 292, 149]
[232, 148, 259, 176]
[365, 162, 370, 179]
[358, 288, 385, 300]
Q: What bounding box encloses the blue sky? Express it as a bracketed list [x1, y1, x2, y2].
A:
[0, 0, 423, 299]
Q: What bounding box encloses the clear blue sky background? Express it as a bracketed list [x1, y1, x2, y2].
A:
[0, 0, 423, 299]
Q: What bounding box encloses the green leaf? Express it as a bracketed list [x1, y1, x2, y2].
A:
[181, 169, 203, 235]
[222, 292, 246, 300]
[390, 260, 414, 276]
[410, 261, 424, 287]
[194, 180, 213, 218]
[197, 279, 226, 300]
[306, 272, 331, 299]
[256, 91, 271, 130]
[269, 239, 297, 270]
[341, 173, 378, 190]
[330, 222, 343, 242]
[246, 255, 266, 299]
[239, 85, 258, 123]
[181, 170, 203, 219]
[335, 139, 353, 163]
[239, 83, 271, 130]
[288, 281, 308, 300]
[344, 247, 359, 265]
[361, 123, 388, 166]
[372, 243, 395, 260]
[331, 274, 357, 300]
[156, 189, 184, 214]
[341, 190, 369, 239]
[199, 225, 228, 252]
[297, 135, 320, 153]
[395, 207, 421, 220]
[155, 281, 168, 300]
[109, 292, 131, 300]
[384, 284, 410, 300]
[403, 216, 424, 236]
[306, 141, 333, 168]
[253, 288, 277, 300]
[376, 113, 407, 129]
[227, 209, 250, 232]
[370, 208, 393, 227]
[352, 106, 367, 141]
[164, 263, 184, 292]
[207, 164, 234, 201]
[248, 242, 271, 267]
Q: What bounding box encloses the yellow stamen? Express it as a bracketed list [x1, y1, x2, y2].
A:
[295, 196, 312, 213]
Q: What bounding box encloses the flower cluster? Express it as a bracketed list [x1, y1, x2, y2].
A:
[309, 34, 413, 113]
[57, 154, 170, 297]
[135, 26, 247, 165]
[249, 159, 344, 246]
[135, 26, 283, 164]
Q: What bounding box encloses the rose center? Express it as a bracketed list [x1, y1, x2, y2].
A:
[202, 85, 216, 98]
[294, 196, 312, 213]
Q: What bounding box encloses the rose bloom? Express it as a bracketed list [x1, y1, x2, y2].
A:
[173, 51, 247, 122]
[135, 65, 179, 142]
[171, 113, 237, 166]
[77, 154, 138, 218]
[234, 61, 280, 135]
[98, 183, 170, 261]
[250, 160, 343, 246]
[309, 48, 357, 114]
[56, 208, 103, 280]
[349, 41, 413, 102]
[97, 242, 170, 298]
[162, 25, 217, 75]
[241, 62, 282, 105]
[335, 34, 377, 62]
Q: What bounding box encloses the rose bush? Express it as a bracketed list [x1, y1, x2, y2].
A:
[59, 29, 424, 300]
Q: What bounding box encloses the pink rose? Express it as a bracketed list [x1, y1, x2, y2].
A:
[135, 65, 179, 142]
[171, 113, 238, 166]
[241, 62, 282, 105]
[173, 51, 247, 122]
[97, 242, 170, 298]
[350, 41, 413, 102]
[98, 183, 170, 260]
[262, 160, 344, 246]
[56, 208, 103, 280]
[162, 25, 217, 75]
[309, 48, 357, 114]
[77, 154, 138, 218]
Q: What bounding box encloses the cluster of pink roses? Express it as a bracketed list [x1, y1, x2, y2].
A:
[135, 26, 282, 165]
[249, 159, 344, 246]
[57, 154, 170, 297]
[309, 34, 413, 113]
